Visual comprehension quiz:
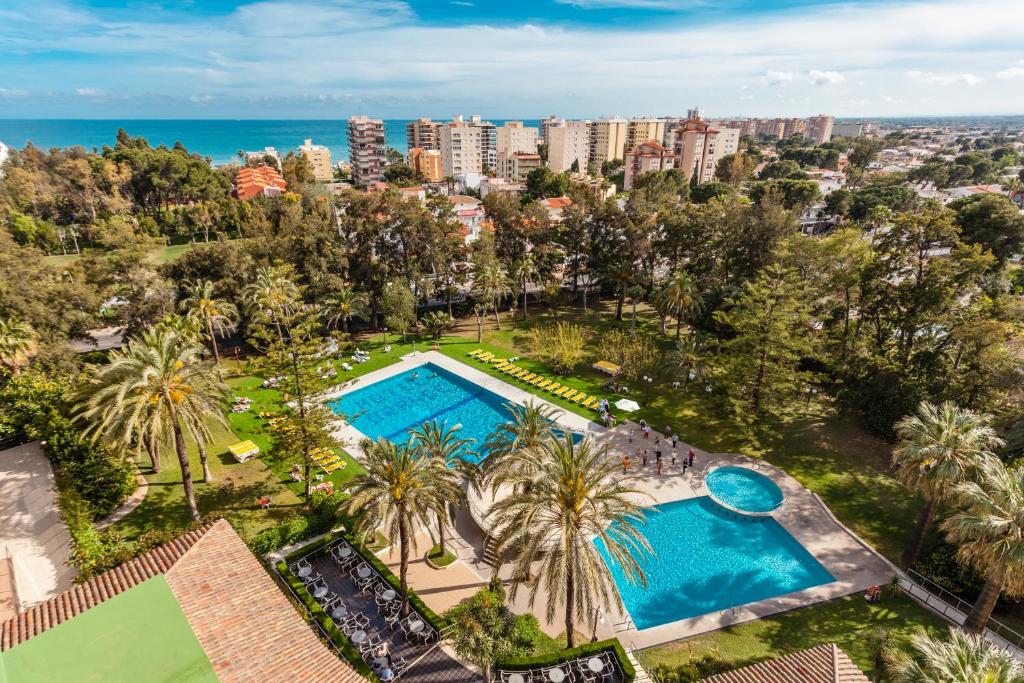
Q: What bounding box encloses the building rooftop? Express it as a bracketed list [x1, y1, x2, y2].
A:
[234, 165, 287, 200]
[699, 643, 869, 683]
[1, 519, 364, 683]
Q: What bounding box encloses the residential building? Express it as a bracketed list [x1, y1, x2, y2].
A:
[547, 121, 591, 173]
[347, 116, 386, 187]
[806, 115, 835, 144]
[397, 185, 427, 203]
[0, 141, 7, 178]
[244, 146, 281, 165]
[449, 194, 485, 242]
[755, 118, 787, 140]
[298, 138, 333, 181]
[672, 118, 740, 184]
[497, 150, 543, 183]
[440, 118, 483, 177]
[589, 117, 628, 165]
[233, 165, 287, 200]
[467, 115, 497, 170]
[495, 121, 539, 156]
[406, 117, 441, 150]
[833, 122, 866, 138]
[408, 147, 443, 182]
[572, 173, 616, 201]
[539, 196, 573, 221]
[539, 115, 565, 145]
[626, 118, 667, 154]
[0, 520, 366, 683]
[783, 118, 807, 138]
[480, 177, 523, 199]
[624, 139, 675, 190]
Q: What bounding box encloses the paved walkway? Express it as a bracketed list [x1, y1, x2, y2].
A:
[96, 471, 148, 530]
[323, 352, 893, 650]
[0, 442, 76, 619]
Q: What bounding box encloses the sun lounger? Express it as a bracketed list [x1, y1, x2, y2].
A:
[573, 393, 588, 404]
[563, 390, 581, 400]
[522, 373, 537, 382]
[547, 383, 562, 393]
[555, 386, 572, 397]
[322, 460, 346, 474]
[538, 380, 553, 389]
[468, 349, 482, 357]
[228, 440, 260, 463]
[583, 397, 599, 408]
[530, 376, 545, 386]
[494, 361, 510, 370]
[513, 369, 528, 378]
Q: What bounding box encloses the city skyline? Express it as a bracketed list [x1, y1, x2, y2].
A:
[0, 0, 1023, 119]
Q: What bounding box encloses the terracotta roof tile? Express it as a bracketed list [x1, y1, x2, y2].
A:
[699, 643, 869, 683]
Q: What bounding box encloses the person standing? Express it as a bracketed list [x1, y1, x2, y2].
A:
[622, 455, 631, 473]
[672, 433, 679, 450]
[688, 449, 695, 468]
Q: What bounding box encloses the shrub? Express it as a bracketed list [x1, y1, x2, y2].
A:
[527, 322, 588, 374]
[651, 656, 732, 682]
[497, 638, 636, 682]
[248, 491, 346, 555]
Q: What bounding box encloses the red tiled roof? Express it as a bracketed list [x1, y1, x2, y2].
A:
[541, 196, 573, 209]
[234, 165, 287, 200]
[699, 643, 869, 683]
[2, 520, 365, 683]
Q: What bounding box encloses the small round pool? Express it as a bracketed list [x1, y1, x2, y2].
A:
[705, 466, 784, 514]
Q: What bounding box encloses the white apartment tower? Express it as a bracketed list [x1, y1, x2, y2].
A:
[440, 118, 484, 177]
[806, 115, 835, 144]
[547, 121, 591, 173]
[539, 116, 565, 145]
[495, 121, 539, 156]
[347, 117, 386, 187]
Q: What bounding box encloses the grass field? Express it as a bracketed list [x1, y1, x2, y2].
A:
[43, 241, 202, 268]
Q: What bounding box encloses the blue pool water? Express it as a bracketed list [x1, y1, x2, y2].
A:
[595, 497, 833, 629]
[328, 363, 573, 463]
[706, 466, 785, 513]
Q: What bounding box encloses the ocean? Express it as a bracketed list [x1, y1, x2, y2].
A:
[0, 119, 541, 166]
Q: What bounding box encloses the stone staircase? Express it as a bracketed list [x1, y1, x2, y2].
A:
[625, 646, 655, 683]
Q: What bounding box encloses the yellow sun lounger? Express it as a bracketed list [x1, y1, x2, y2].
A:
[468, 349, 483, 357]
[547, 383, 562, 393]
[554, 386, 572, 397]
[522, 373, 537, 382]
[514, 369, 529, 379]
[537, 380, 553, 390]
[531, 376, 545, 386]
[573, 393, 589, 404]
[321, 460, 346, 473]
[228, 440, 260, 463]
[563, 390, 581, 401]
[583, 397, 599, 409]
[494, 361, 510, 370]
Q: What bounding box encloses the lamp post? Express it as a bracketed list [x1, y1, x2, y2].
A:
[590, 606, 605, 643]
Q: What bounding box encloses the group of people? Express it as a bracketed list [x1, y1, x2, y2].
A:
[621, 419, 697, 476]
[598, 397, 618, 427]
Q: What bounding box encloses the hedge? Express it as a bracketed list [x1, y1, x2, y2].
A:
[282, 527, 449, 632]
[276, 561, 378, 681]
[497, 638, 636, 682]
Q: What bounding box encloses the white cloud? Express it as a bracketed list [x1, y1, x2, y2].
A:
[997, 59, 1024, 79]
[907, 70, 984, 86]
[761, 70, 797, 86]
[808, 70, 846, 85]
[0, 87, 28, 98]
[75, 87, 106, 96]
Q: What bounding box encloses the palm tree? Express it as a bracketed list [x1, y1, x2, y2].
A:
[668, 334, 709, 388]
[512, 254, 538, 322]
[892, 401, 1003, 569]
[943, 458, 1024, 634]
[346, 438, 462, 617]
[488, 433, 650, 648]
[659, 269, 704, 340]
[0, 317, 38, 373]
[407, 420, 479, 557]
[244, 265, 299, 341]
[885, 627, 1024, 682]
[76, 328, 228, 520]
[420, 311, 454, 340]
[473, 262, 511, 330]
[323, 284, 367, 333]
[180, 279, 237, 365]
[482, 401, 560, 492]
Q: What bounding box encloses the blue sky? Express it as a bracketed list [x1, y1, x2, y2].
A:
[1, 0, 1022, 118]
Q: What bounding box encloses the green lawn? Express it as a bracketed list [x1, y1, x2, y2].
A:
[640, 593, 948, 680]
[43, 241, 205, 268]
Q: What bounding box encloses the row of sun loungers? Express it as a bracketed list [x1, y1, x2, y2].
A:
[311, 446, 347, 474]
[467, 350, 602, 410]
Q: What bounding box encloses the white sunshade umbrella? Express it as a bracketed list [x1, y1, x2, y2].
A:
[614, 398, 641, 412]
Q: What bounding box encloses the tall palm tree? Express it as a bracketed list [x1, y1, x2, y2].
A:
[482, 401, 560, 492]
[0, 317, 38, 374]
[346, 438, 462, 617]
[473, 262, 511, 330]
[323, 284, 368, 333]
[943, 458, 1024, 634]
[512, 254, 538, 322]
[659, 269, 704, 340]
[885, 627, 1024, 682]
[76, 328, 228, 520]
[488, 433, 650, 648]
[244, 265, 299, 341]
[892, 401, 1003, 569]
[407, 420, 479, 557]
[180, 279, 237, 365]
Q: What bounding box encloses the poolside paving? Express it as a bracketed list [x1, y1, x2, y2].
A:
[323, 351, 894, 651]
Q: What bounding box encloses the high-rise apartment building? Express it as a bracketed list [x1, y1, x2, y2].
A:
[755, 118, 787, 140]
[298, 138, 333, 181]
[547, 121, 591, 173]
[539, 116, 565, 145]
[495, 121, 539, 156]
[347, 116, 386, 187]
[589, 117, 627, 165]
[408, 147, 443, 182]
[626, 118, 667, 154]
[406, 118, 441, 151]
[497, 151, 543, 183]
[806, 115, 835, 144]
[624, 140, 674, 190]
[440, 119, 483, 177]
[783, 118, 807, 138]
[672, 118, 741, 184]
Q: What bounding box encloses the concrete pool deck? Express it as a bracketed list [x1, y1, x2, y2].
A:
[321, 351, 894, 650]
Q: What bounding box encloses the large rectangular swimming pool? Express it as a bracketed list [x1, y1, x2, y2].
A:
[328, 362, 537, 463]
[595, 497, 834, 629]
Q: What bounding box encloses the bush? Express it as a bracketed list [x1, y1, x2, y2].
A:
[248, 491, 346, 555]
[651, 656, 732, 682]
[497, 638, 636, 682]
